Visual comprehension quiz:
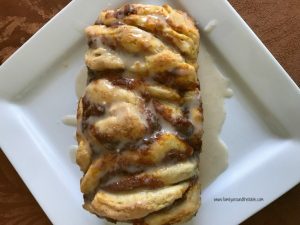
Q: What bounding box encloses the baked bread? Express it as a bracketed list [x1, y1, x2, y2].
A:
[76, 4, 202, 225]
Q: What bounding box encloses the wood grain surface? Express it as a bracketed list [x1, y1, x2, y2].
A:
[0, 0, 299, 224]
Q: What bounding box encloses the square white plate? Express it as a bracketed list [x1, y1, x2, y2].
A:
[0, 0, 299, 224]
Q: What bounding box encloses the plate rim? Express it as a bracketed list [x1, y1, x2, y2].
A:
[0, 0, 299, 224]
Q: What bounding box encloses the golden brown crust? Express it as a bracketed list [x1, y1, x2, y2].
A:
[80, 133, 193, 194]
[85, 25, 166, 54]
[89, 182, 190, 221]
[99, 4, 199, 60]
[76, 3, 201, 225]
[141, 181, 201, 225]
[101, 160, 197, 192]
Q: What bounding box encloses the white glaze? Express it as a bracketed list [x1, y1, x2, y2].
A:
[159, 115, 177, 134]
[198, 44, 232, 189]
[148, 100, 177, 134]
[75, 67, 87, 98]
[95, 37, 144, 68]
[204, 19, 218, 33]
[186, 92, 202, 134]
[69, 145, 78, 163]
[118, 51, 143, 68]
[72, 44, 231, 189]
[62, 115, 77, 127]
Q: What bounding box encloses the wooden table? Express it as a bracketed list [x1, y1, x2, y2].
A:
[0, 0, 299, 224]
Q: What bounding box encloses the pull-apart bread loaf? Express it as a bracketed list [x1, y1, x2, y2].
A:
[76, 4, 202, 225]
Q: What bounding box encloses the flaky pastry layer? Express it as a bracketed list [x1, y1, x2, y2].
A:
[76, 4, 202, 225]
